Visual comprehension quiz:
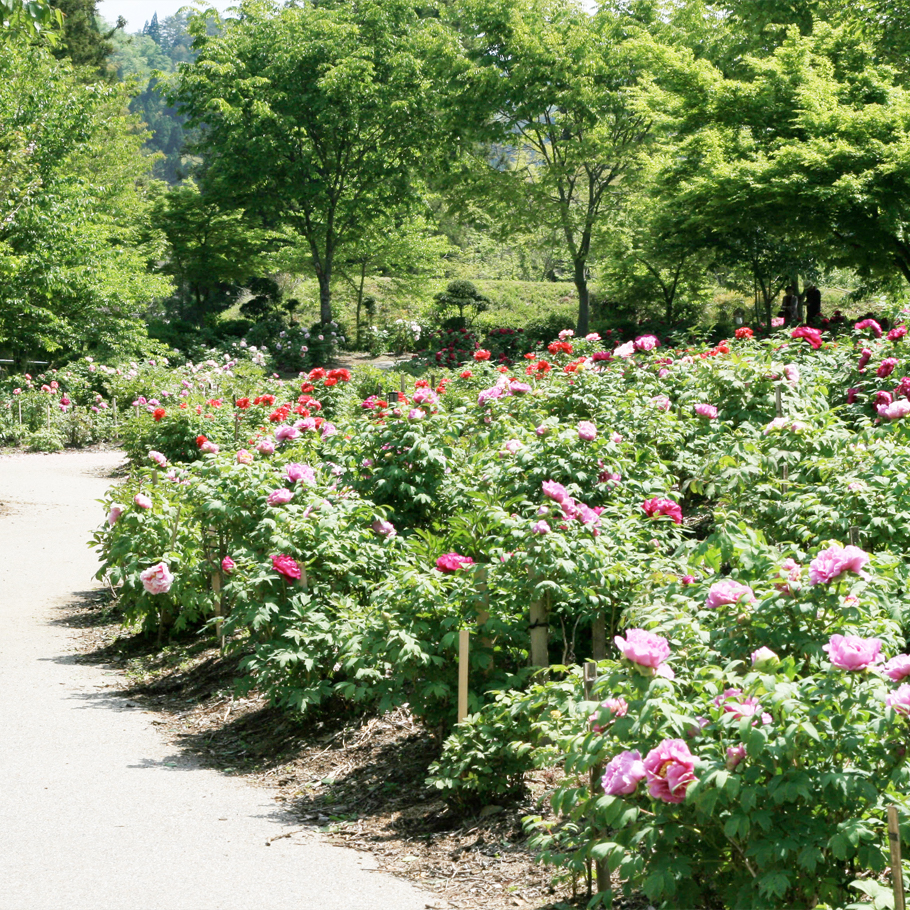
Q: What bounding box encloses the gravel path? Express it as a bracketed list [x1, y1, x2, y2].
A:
[0, 450, 430, 910]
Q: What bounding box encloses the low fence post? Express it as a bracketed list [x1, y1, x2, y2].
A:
[457, 629, 470, 723]
[584, 661, 610, 896]
[889, 806, 906, 910]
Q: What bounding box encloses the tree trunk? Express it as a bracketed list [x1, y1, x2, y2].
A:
[574, 258, 590, 336]
[317, 267, 332, 325]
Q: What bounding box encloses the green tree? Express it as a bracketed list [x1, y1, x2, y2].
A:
[0, 0, 63, 40]
[0, 38, 169, 362]
[171, 0, 449, 326]
[52, 0, 123, 76]
[445, 0, 655, 334]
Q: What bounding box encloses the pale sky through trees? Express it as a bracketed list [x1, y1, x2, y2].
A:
[98, 0, 230, 31]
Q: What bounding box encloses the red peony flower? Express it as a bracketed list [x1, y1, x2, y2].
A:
[734, 327, 753, 339]
[272, 554, 302, 580]
[642, 498, 683, 525]
[474, 349, 491, 361]
[436, 552, 474, 573]
[196, 435, 208, 447]
[153, 408, 166, 422]
[235, 398, 251, 409]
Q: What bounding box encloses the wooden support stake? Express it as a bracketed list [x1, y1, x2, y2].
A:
[17, 398, 21, 425]
[46, 402, 51, 431]
[400, 374, 406, 395]
[300, 565, 308, 591]
[775, 386, 783, 418]
[212, 569, 223, 642]
[529, 590, 550, 668]
[592, 615, 606, 661]
[457, 629, 470, 723]
[112, 398, 118, 438]
[849, 527, 859, 547]
[152, 469, 158, 486]
[890, 806, 906, 910]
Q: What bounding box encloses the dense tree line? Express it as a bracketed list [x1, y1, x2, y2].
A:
[3, 0, 910, 362]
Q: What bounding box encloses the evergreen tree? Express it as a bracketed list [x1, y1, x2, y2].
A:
[142, 12, 160, 44]
[51, 0, 123, 76]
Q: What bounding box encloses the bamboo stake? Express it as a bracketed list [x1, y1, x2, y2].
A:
[112, 398, 118, 438]
[775, 386, 783, 418]
[400, 374, 406, 395]
[300, 565, 308, 591]
[457, 629, 470, 723]
[592, 615, 606, 661]
[17, 398, 21, 425]
[849, 527, 859, 547]
[212, 568, 223, 643]
[46, 402, 51, 431]
[889, 806, 906, 910]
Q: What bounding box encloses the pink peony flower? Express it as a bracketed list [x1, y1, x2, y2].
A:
[407, 408, 426, 420]
[883, 655, 910, 681]
[858, 349, 873, 371]
[134, 493, 152, 510]
[611, 432, 623, 443]
[847, 387, 859, 404]
[651, 395, 670, 411]
[274, 425, 300, 443]
[542, 480, 569, 503]
[889, 326, 908, 341]
[726, 744, 746, 770]
[412, 388, 438, 406]
[634, 334, 660, 352]
[148, 451, 167, 467]
[809, 544, 870, 585]
[436, 552, 474, 573]
[643, 739, 697, 803]
[267, 488, 294, 506]
[784, 364, 800, 384]
[200, 440, 220, 454]
[614, 340, 635, 358]
[139, 562, 174, 595]
[715, 688, 763, 719]
[771, 316, 785, 328]
[257, 438, 276, 455]
[614, 628, 671, 670]
[371, 518, 396, 538]
[577, 421, 597, 441]
[221, 556, 235, 575]
[855, 318, 883, 338]
[878, 399, 910, 419]
[503, 439, 522, 454]
[235, 449, 254, 465]
[585, 332, 601, 342]
[694, 403, 718, 419]
[272, 554, 301, 580]
[601, 751, 646, 796]
[107, 504, 124, 526]
[887, 684, 910, 716]
[705, 579, 755, 610]
[875, 390, 893, 408]
[823, 633, 882, 670]
[285, 463, 316, 486]
[641, 498, 683, 525]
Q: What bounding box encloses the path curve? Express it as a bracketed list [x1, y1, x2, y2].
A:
[0, 450, 430, 910]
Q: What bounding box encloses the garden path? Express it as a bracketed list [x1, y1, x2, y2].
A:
[0, 449, 430, 910]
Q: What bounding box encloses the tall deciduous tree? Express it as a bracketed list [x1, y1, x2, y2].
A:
[171, 0, 449, 325]
[444, 0, 655, 335]
[0, 38, 169, 361]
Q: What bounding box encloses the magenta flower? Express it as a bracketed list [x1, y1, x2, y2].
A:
[883, 655, 910, 681]
[887, 685, 910, 716]
[412, 388, 438, 406]
[715, 688, 763, 720]
[641, 498, 683, 525]
[651, 395, 671, 411]
[855, 318, 883, 338]
[823, 633, 882, 670]
[808, 544, 870, 585]
[139, 562, 174, 595]
[257, 438, 276, 455]
[532, 520, 551, 534]
[889, 326, 908, 341]
[878, 358, 898, 379]
[285, 463, 316, 486]
[601, 751, 647, 796]
[267, 488, 294, 506]
[134, 493, 152, 510]
[705, 579, 755, 610]
[847, 387, 859, 403]
[577, 421, 597, 441]
[148, 450, 167, 468]
[643, 739, 697, 803]
[791, 326, 823, 349]
[858, 349, 873, 371]
[407, 408, 426, 420]
[634, 334, 660, 352]
[221, 556, 235, 575]
[107, 504, 124, 526]
[371, 518, 396, 539]
[272, 554, 301, 580]
[436, 552, 474, 573]
[694, 403, 718, 419]
[542, 480, 569, 503]
[614, 628, 671, 670]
